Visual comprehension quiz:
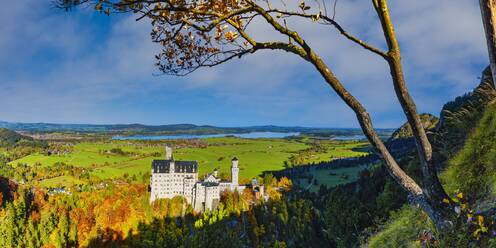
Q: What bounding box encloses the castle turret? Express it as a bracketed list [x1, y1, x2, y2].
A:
[170, 160, 175, 173]
[231, 157, 239, 186]
[213, 168, 218, 178]
[165, 146, 173, 160]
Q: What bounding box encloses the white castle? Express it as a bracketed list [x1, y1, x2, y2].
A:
[150, 146, 246, 212]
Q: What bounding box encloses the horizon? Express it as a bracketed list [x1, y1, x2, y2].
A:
[0, 119, 396, 130]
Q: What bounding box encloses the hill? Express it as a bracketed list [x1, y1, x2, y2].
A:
[442, 103, 496, 205]
[0, 128, 47, 148]
[0, 121, 394, 139]
[367, 67, 496, 247]
[389, 113, 439, 141]
[434, 66, 496, 159]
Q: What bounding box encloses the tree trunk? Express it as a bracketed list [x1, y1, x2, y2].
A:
[304, 49, 453, 230]
[372, 0, 455, 229]
[481, 0, 496, 83]
[256, 0, 455, 230]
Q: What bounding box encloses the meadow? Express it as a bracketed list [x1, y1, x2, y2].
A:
[9, 137, 369, 187]
[293, 162, 381, 192]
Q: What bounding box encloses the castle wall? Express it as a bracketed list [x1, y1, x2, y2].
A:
[150, 171, 197, 203]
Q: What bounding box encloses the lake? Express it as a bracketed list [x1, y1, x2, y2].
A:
[112, 132, 368, 141]
[112, 132, 301, 140]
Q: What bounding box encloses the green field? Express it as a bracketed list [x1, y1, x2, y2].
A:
[9, 137, 368, 187]
[39, 175, 86, 188]
[293, 165, 371, 192]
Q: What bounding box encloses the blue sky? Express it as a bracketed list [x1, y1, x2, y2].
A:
[0, 1, 488, 128]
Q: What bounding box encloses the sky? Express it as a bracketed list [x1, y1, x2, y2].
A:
[0, 1, 489, 128]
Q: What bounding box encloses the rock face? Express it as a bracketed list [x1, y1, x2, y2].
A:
[383, 114, 439, 159]
[389, 114, 439, 141]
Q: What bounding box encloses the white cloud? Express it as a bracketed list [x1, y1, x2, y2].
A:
[0, 0, 489, 127]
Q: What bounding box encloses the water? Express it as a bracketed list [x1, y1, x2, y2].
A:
[330, 135, 366, 140]
[112, 132, 301, 140]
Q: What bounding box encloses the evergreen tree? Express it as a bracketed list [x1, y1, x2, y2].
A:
[0, 203, 16, 247]
[56, 212, 70, 248]
[25, 219, 40, 248]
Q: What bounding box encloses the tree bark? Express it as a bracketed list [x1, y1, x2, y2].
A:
[481, 0, 496, 83]
[305, 51, 453, 230]
[255, 0, 456, 228]
[251, 6, 436, 221]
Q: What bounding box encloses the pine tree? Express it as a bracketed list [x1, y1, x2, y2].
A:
[39, 210, 58, 245]
[0, 203, 16, 247]
[25, 219, 40, 248]
[56, 212, 70, 248]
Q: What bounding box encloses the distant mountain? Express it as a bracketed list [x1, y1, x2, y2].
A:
[0, 121, 394, 138]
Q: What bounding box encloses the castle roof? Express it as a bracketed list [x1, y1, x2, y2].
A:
[232, 156, 238, 161]
[152, 160, 198, 173]
[201, 181, 220, 187]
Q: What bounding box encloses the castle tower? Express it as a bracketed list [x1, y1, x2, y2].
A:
[165, 146, 173, 160]
[170, 160, 175, 173]
[231, 157, 239, 186]
[166, 146, 175, 172]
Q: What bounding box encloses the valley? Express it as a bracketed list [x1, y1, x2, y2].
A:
[3, 134, 369, 189]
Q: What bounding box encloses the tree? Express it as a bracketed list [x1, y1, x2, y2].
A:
[25, 219, 41, 248]
[480, 0, 496, 86]
[0, 203, 16, 247]
[57, 0, 456, 230]
[56, 212, 70, 248]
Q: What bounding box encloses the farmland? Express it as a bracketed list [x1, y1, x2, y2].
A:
[8, 137, 369, 188]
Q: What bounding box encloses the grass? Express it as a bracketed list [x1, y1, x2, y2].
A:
[367, 206, 432, 248]
[305, 142, 369, 164]
[293, 166, 368, 192]
[39, 175, 86, 188]
[10, 137, 368, 187]
[441, 104, 496, 203]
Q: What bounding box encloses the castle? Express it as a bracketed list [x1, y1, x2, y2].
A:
[150, 146, 247, 212]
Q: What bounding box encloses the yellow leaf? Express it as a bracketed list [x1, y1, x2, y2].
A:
[457, 192, 464, 199]
[442, 198, 450, 204]
[478, 215, 485, 226]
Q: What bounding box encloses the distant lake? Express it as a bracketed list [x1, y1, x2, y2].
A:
[330, 135, 367, 140]
[112, 132, 301, 140]
[112, 132, 369, 141]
